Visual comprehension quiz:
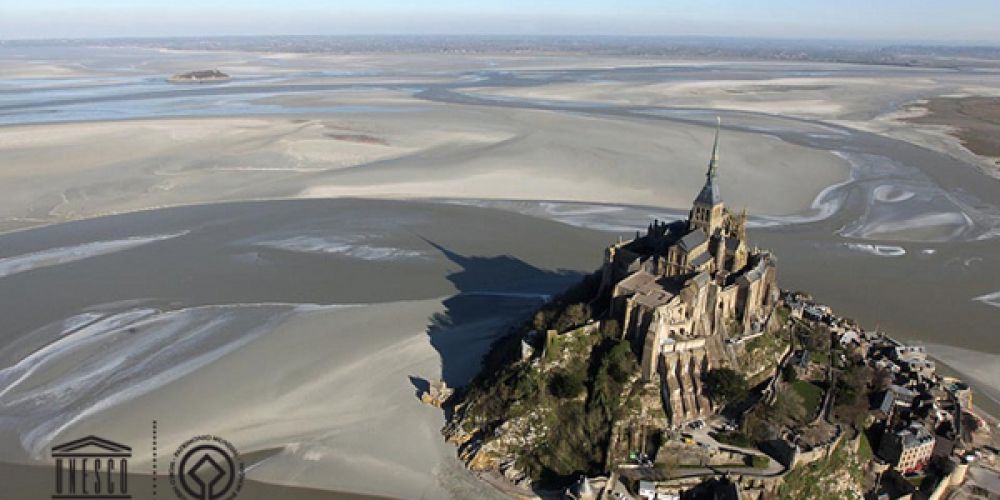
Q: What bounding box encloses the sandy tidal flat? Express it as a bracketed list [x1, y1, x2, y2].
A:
[0, 198, 611, 498]
[0, 102, 849, 233]
[0, 299, 496, 498]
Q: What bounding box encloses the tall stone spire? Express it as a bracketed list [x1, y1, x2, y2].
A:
[707, 116, 720, 179]
[693, 117, 722, 207]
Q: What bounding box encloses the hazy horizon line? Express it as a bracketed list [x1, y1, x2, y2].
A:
[4, 33, 1000, 48]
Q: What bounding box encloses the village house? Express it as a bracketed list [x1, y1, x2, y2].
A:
[878, 422, 936, 473]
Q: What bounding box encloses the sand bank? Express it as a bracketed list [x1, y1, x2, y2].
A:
[0, 101, 849, 234]
[461, 74, 944, 120]
[905, 96, 1000, 174]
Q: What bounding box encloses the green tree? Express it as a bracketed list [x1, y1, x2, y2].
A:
[871, 366, 892, 392]
[554, 303, 592, 332]
[702, 368, 749, 405]
[743, 406, 776, 442]
[605, 339, 635, 383]
[782, 364, 798, 382]
[803, 326, 831, 352]
[550, 369, 586, 399]
[832, 364, 872, 425]
[600, 319, 621, 339]
[533, 309, 552, 332]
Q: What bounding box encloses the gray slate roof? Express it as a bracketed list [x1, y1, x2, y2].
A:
[677, 230, 708, 252]
[694, 178, 722, 206]
[690, 251, 713, 268]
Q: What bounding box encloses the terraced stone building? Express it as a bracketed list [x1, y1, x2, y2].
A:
[598, 120, 780, 425]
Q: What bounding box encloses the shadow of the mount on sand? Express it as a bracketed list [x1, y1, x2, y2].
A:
[417, 238, 586, 392]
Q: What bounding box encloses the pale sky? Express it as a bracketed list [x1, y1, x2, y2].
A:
[1, 0, 998, 42]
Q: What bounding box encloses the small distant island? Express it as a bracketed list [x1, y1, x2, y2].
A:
[434, 121, 998, 499]
[167, 69, 230, 83]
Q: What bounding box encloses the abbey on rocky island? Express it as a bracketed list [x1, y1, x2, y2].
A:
[598, 119, 779, 426]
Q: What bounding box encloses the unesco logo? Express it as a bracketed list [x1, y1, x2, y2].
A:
[169, 435, 245, 500]
[51, 435, 131, 499]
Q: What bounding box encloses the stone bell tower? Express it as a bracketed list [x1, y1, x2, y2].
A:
[689, 118, 725, 236]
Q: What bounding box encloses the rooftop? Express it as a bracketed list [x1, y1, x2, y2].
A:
[677, 230, 708, 252]
[693, 178, 722, 207]
[616, 270, 677, 308]
[897, 423, 935, 449]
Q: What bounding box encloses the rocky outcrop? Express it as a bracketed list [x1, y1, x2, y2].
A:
[168, 69, 230, 83]
[445, 406, 550, 487]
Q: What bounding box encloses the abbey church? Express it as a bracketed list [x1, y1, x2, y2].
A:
[598, 120, 779, 425]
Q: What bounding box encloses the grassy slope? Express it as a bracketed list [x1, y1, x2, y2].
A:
[777, 440, 864, 500]
[792, 380, 824, 418]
